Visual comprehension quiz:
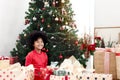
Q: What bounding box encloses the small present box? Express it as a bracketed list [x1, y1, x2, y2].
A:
[0, 56, 10, 69]
[94, 50, 117, 80]
[34, 67, 53, 80]
[9, 56, 18, 64]
[0, 63, 34, 80]
[50, 75, 76, 80]
[76, 73, 112, 80]
[115, 47, 120, 79]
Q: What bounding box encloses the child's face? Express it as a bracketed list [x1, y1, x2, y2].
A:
[33, 38, 44, 50]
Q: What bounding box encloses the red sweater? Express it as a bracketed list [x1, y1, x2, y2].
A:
[25, 50, 48, 77]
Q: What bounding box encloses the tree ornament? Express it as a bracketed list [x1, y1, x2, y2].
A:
[65, 22, 68, 25]
[52, 1, 56, 6]
[44, 2, 49, 7]
[40, 15, 43, 18]
[53, 45, 56, 48]
[31, 0, 36, 3]
[61, 0, 65, 3]
[47, 24, 50, 28]
[33, 16, 37, 21]
[60, 26, 64, 30]
[25, 19, 30, 25]
[42, 8, 46, 10]
[59, 54, 63, 59]
[51, 36, 55, 39]
[24, 34, 27, 37]
[75, 40, 78, 45]
[40, 27, 43, 31]
[56, 1, 59, 4]
[55, 17, 59, 21]
[41, 18, 44, 23]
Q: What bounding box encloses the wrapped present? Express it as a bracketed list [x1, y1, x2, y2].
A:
[50, 75, 77, 80]
[59, 56, 85, 75]
[76, 73, 112, 80]
[9, 56, 18, 64]
[53, 69, 71, 76]
[34, 67, 53, 80]
[94, 51, 117, 80]
[0, 63, 34, 80]
[0, 56, 10, 69]
[115, 47, 120, 79]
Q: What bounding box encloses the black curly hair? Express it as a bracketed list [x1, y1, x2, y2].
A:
[27, 31, 48, 50]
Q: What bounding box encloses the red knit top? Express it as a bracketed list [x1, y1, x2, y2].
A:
[25, 50, 48, 76]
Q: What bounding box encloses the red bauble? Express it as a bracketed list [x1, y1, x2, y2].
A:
[52, 1, 55, 6]
[59, 54, 63, 59]
[42, 8, 46, 10]
[75, 40, 78, 45]
[25, 19, 30, 25]
[41, 18, 44, 23]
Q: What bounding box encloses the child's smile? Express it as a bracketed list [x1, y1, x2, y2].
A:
[34, 38, 44, 50]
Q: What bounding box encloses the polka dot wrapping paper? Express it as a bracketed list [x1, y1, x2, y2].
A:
[0, 64, 34, 80]
[50, 73, 112, 80]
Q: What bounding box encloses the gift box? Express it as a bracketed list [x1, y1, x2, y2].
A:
[0, 63, 34, 80]
[50, 75, 76, 80]
[0, 56, 10, 69]
[94, 51, 117, 80]
[76, 73, 112, 80]
[59, 56, 85, 75]
[34, 67, 53, 80]
[9, 56, 18, 64]
[115, 47, 120, 79]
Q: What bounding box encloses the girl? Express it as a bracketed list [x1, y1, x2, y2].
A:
[25, 31, 48, 80]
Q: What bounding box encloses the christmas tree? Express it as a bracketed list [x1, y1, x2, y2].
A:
[10, 0, 87, 67]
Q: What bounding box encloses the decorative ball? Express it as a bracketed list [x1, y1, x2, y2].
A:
[52, 1, 56, 6]
[53, 45, 56, 48]
[25, 19, 30, 25]
[24, 34, 27, 37]
[60, 26, 64, 30]
[41, 18, 44, 23]
[51, 36, 55, 39]
[44, 2, 49, 7]
[40, 16, 43, 18]
[59, 54, 63, 59]
[55, 17, 59, 21]
[75, 40, 79, 45]
[33, 17, 37, 21]
[56, 1, 59, 4]
[47, 24, 50, 28]
[42, 8, 46, 10]
[61, 0, 65, 3]
[40, 27, 43, 31]
[65, 22, 68, 25]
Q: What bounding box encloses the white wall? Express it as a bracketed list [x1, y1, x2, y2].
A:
[0, 0, 30, 56]
[95, 0, 120, 26]
[71, 0, 94, 44]
[95, 0, 120, 43]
